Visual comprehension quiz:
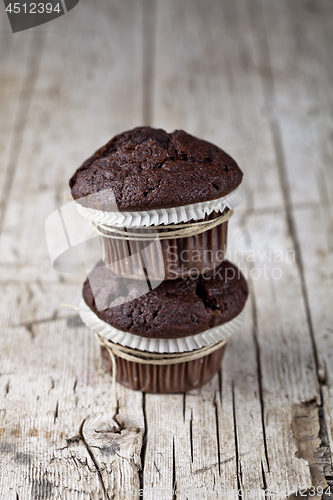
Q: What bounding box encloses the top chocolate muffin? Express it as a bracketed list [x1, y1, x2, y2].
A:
[69, 126, 243, 212]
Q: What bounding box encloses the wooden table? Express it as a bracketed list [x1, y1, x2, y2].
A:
[0, 0, 332, 498]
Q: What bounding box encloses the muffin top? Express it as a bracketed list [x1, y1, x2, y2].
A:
[70, 126, 243, 212]
[83, 260, 248, 339]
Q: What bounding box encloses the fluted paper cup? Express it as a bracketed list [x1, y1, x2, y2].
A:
[100, 344, 227, 393]
[79, 301, 245, 393]
[76, 188, 243, 281]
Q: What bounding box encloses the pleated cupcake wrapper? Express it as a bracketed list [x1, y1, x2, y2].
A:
[101, 213, 229, 280]
[79, 300, 245, 354]
[101, 346, 227, 393]
[76, 187, 243, 228]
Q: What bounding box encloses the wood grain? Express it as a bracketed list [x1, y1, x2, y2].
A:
[0, 0, 332, 498]
[0, 1, 145, 498]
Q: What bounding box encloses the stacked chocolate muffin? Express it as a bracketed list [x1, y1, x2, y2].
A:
[69, 127, 248, 393]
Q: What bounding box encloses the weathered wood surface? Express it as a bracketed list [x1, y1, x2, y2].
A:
[0, 0, 332, 499]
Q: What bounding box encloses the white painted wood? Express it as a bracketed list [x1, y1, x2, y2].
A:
[256, 0, 333, 480]
[0, 0, 332, 498]
[0, 28, 38, 223]
[0, 311, 144, 500]
[0, 1, 146, 499]
[153, 0, 285, 215]
[223, 305, 268, 500]
[152, 0, 328, 498]
[228, 210, 324, 497]
[293, 206, 333, 463]
[257, 0, 333, 250]
[0, 0, 144, 271]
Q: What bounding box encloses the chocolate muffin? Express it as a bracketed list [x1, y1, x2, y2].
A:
[70, 127, 244, 280]
[83, 260, 248, 339]
[70, 126, 243, 211]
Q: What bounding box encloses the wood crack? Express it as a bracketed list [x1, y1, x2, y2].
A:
[172, 436, 177, 500]
[19, 315, 66, 332]
[261, 460, 270, 499]
[69, 454, 82, 481]
[232, 381, 243, 499]
[192, 463, 219, 476]
[111, 399, 125, 433]
[5, 380, 10, 397]
[250, 288, 270, 472]
[189, 409, 193, 464]
[214, 393, 221, 476]
[48, 378, 55, 394]
[79, 418, 110, 500]
[24, 323, 35, 340]
[53, 402, 59, 424]
[153, 460, 161, 478]
[217, 369, 222, 404]
[139, 393, 147, 494]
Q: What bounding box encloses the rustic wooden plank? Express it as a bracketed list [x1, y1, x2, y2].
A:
[143, 315, 270, 500]
[143, 394, 180, 499]
[143, 375, 238, 499]
[0, 28, 43, 232]
[0, 1, 146, 498]
[253, 0, 333, 490]
[1, 0, 332, 498]
[151, 0, 327, 497]
[236, 0, 333, 496]
[0, 0, 144, 271]
[254, 0, 333, 245]
[229, 210, 324, 497]
[153, 0, 285, 216]
[231, 209, 326, 498]
[0, 309, 144, 500]
[223, 305, 268, 499]
[293, 207, 333, 463]
[150, 0, 272, 496]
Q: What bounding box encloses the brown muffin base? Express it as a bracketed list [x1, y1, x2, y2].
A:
[100, 343, 227, 393]
[100, 211, 229, 280]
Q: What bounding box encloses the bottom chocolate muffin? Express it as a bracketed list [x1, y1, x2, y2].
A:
[82, 259, 248, 393]
[83, 260, 248, 339]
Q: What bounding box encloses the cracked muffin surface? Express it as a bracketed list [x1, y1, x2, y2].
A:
[70, 126, 243, 211]
[82, 260, 248, 339]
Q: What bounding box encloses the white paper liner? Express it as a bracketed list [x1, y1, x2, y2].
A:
[76, 187, 243, 228]
[79, 300, 245, 354]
